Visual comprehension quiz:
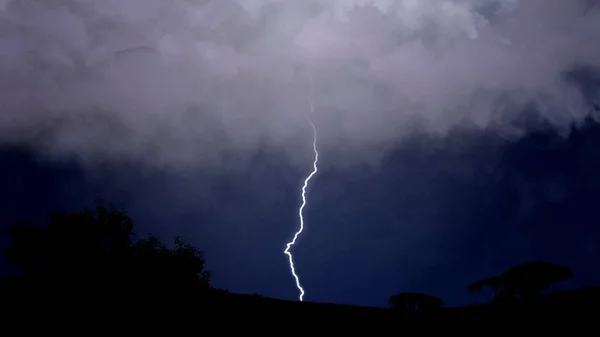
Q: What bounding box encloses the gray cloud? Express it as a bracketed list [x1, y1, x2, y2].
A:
[0, 0, 598, 171]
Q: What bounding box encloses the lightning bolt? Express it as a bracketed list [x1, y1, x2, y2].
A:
[284, 73, 319, 302]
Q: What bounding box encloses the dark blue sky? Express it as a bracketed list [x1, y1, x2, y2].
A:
[2, 119, 600, 307]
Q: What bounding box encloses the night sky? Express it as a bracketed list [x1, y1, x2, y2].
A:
[1, 1, 600, 308]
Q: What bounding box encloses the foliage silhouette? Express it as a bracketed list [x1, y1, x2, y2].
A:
[3, 202, 211, 292]
[468, 276, 503, 303]
[467, 261, 573, 303]
[4, 202, 133, 278]
[131, 235, 211, 288]
[502, 261, 573, 300]
[389, 292, 445, 312]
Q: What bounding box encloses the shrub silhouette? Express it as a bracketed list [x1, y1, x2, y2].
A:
[389, 292, 445, 312]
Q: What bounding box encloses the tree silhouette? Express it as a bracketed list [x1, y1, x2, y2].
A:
[468, 276, 503, 303]
[131, 235, 211, 288]
[468, 261, 573, 303]
[389, 292, 445, 312]
[3, 202, 211, 291]
[4, 202, 134, 278]
[502, 261, 573, 301]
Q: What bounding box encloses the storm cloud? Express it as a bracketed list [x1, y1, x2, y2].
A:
[0, 0, 599, 171]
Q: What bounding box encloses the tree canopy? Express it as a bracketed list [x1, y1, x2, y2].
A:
[467, 261, 573, 303]
[3, 202, 211, 291]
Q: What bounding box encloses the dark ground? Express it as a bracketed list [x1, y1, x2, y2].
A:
[2, 277, 598, 329]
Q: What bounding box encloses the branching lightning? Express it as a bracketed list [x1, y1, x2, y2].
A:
[284, 73, 319, 302]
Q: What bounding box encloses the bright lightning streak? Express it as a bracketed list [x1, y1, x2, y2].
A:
[284, 76, 319, 302]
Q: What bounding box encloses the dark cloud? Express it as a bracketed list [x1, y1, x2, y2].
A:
[0, 0, 598, 172]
